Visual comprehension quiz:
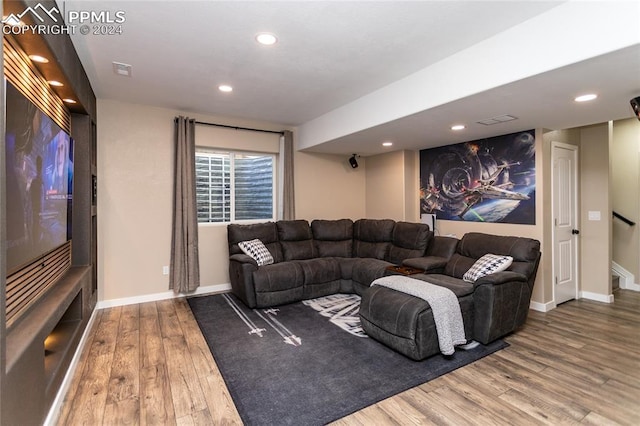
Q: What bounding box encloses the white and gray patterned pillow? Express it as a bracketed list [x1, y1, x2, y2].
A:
[238, 239, 274, 266]
[463, 254, 513, 283]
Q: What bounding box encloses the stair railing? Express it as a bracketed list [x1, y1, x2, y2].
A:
[613, 211, 636, 226]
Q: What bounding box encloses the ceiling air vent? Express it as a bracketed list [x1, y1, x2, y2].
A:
[476, 114, 518, 126]
[112, 62, 132, 77]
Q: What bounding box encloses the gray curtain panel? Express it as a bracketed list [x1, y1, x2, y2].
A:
[282, 130, 295, 220]
[170, 116, 200, 293]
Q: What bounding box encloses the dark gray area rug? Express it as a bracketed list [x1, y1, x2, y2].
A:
[187, 293, 508, 426]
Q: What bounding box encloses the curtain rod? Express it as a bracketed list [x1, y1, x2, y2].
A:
[194, 120, 284, 135]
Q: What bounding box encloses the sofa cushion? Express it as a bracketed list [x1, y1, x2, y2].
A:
[277, 220, 315, 261]
[237, 239, 274, 266]
[353, 219, 395, 259]
[457, 233, 539, 262]
[336, 257, 358, 280]
[253, 262, 304, 293]
[444, 253, 476, 279]
[298, 258, 342, 299]
[228, 222, 283, 263]
[387, 221, 432, 265]
[311, 219, 353, 257]
[351, 258, 393, 288]
[297, 258, 341, 284]
[463, 254, 513, 283]
[402, 256, 448, 272]
[412, 273, 475, 298]
[454, 232, 541, 282]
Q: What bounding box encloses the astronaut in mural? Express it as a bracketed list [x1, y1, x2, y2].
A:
[420, 131, 536, 224]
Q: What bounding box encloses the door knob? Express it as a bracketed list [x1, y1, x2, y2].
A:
[572, 229, 580, 235]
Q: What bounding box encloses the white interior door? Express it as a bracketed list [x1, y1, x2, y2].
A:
[552, 142, 579, 305]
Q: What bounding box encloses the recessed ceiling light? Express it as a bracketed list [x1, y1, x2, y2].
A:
[62, 98, 76, 104]
[451, 124, 466, 131]
[218, 85, 233, 93]
[382, 141, 393, 147]
[575, 94, 597, 102]
[256, 33, 278, 46]
[29, 55, 49, 63]
[48, 80, 64, 87]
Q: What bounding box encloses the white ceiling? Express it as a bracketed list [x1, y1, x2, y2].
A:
[61, 0, 640, 156]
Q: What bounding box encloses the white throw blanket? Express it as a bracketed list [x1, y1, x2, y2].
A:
[372, 275, 466, 355]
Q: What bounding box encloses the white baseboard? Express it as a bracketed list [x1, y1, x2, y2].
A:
[44, 308, 99, 426]
[96, 283, 232, 309]
[579, 291, 614, 304]
[611, 261, 637, 291]
[530, 300, 556, 312]
[623, 282, 640, 291]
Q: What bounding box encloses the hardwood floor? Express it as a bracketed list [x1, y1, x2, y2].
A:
[56, 290, 640, 425]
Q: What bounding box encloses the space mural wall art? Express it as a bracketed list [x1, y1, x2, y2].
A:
[420, 130, 536, 224]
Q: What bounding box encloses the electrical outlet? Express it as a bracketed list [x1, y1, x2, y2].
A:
[162, 266, 169, 275]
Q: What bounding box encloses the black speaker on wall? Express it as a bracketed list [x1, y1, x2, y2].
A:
[631, 96, 640, 121]
[349, 154, 359, 169]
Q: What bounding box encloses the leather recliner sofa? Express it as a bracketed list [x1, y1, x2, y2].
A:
[227, 218, 456, 308]
[359, 232, 541, 360]
[227, 219, 541, 361]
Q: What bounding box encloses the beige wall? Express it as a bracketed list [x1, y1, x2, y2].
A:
[365, 151, 404, 220]
[611, 118, 640, 278]
[98, 99, 367, 302]
[362, 150, 419, 221]
[98, 100, 173, 302]
[294, 151, 366, 221]
[196, 123, 281, 153]
[579, 123, 612, 296]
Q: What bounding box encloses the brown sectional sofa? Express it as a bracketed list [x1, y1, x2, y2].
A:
[227, 218, 541, 360]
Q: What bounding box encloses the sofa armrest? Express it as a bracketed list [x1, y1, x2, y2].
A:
[472, 273, 531, 344]
[426, 236, 458, 259]
[473, 271, 527, 287]
[402, 256, 448, 273]
[229, 256, 259, 307]
[229, 253, 258, 266]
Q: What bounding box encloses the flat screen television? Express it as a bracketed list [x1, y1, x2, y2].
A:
[5, 80, 74, 276]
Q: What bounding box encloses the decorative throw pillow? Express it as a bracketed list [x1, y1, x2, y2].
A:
[463, 254, 513, 283]
[238, 239, 274, 266]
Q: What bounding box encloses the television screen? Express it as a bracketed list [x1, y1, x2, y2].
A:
[5, 80, 73, 275]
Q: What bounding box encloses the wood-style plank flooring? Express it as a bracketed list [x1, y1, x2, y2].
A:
[56, 290, 640, 425]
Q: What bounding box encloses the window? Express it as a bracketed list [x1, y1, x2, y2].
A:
[195, 149, 275, 223]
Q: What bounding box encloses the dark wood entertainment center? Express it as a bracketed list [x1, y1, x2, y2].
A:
[1, 1, 98, 424]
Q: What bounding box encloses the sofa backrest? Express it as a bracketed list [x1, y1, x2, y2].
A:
[445, 232, 541, 288]
[277, 220, 316, 261]
[352, 219, 395, 260]
[227, 222, 283, 263]
[228, 218, 445, 266]
[311, 219, 354, 257]
[387, 221, 433, 265]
